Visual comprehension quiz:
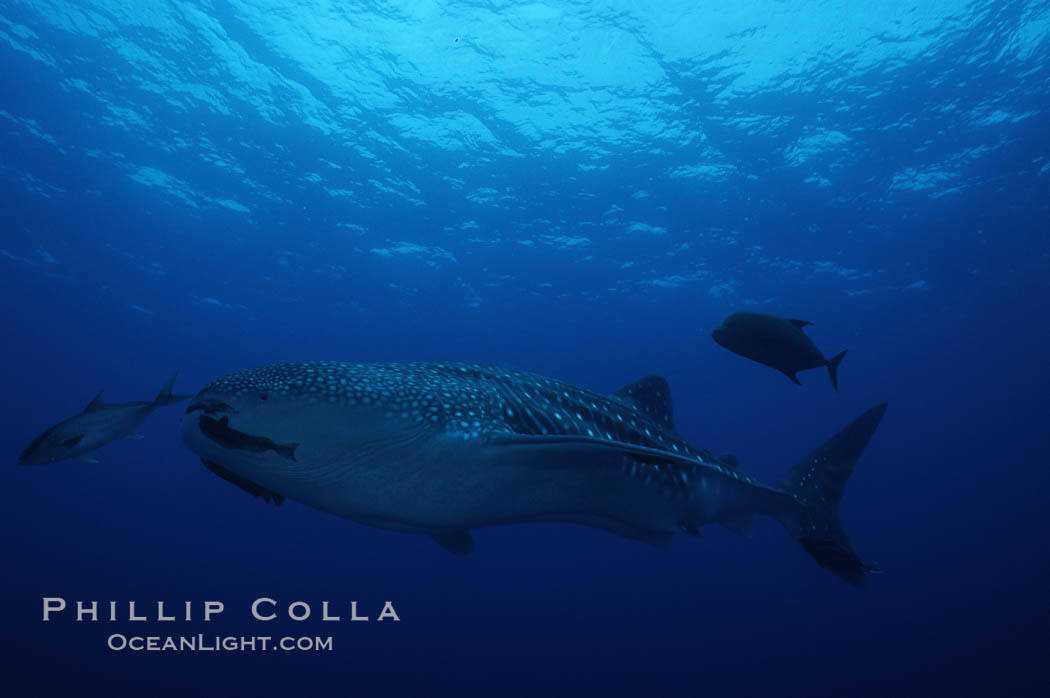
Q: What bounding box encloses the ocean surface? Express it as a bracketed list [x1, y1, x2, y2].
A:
[1, 1, 1048, 696]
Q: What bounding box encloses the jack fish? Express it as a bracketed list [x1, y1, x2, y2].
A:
[712, 311, 848, 391]
[20, 372, 191, 465]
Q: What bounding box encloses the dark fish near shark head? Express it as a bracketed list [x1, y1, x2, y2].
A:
[18, 372, 192, 465]
[181, 361, 887, 586]
[712, 311, 848, 391]
[198, 415, 299, 461]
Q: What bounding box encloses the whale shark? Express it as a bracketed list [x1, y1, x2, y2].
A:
[20, 372, 191, 465]
[181, 361, 886, 586]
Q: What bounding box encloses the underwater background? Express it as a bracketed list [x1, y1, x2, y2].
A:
[1, 0, 1048, 695]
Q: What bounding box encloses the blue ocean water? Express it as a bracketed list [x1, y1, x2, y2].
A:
[1, 0, 1048, 695]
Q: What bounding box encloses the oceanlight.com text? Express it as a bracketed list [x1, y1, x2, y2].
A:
[106, 634, 333, 652]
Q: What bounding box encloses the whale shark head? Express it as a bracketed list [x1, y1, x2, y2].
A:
[180, 362, 485, 510]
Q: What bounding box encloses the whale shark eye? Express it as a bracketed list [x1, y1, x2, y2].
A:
[63, 435, 84, 448]
[258, 392, 268, 401]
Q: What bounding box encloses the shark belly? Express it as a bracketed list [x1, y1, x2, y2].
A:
[182, 404, 777, 543]
[182, 412, 644, 532]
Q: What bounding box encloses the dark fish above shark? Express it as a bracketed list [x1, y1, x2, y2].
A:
[181, 361, 887, 586]
[18, 372, 192, 465]
[712, 311, 848, 391]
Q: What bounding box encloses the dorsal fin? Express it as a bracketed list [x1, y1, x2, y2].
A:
[614, 375, 674, 429]
[83, 390, 105, 413]
[788, 319, 813, 329]
[201, 459, 285, 506]
[718, 453, 740, 469]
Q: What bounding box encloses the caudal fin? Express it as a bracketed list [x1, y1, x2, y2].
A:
[154, 371, 193, 407]
[775, 403, 887, 586]
[826, 349, 847, 392]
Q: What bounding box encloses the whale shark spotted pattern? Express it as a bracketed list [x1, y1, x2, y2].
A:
[197, 362, 751, 488]
[182, 361, 887, 586]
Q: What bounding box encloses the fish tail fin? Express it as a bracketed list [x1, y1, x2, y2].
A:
[826, 349, 847, 392]
[154, 371, 192, 407]
[773, 403, 887, 587]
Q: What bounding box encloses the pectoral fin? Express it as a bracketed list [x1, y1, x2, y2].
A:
[431, 530, 474, 554]
[77, 454, 99, 463]
[721, 515, 754, 537]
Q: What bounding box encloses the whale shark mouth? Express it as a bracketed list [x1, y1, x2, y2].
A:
[185, 399, 237, 415]
[198, 414, 299, 462]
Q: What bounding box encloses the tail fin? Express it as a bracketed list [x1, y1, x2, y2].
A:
[775, 403, 887, 586]
[826, 349, 847, 392]
[154, 371, 193, 407]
